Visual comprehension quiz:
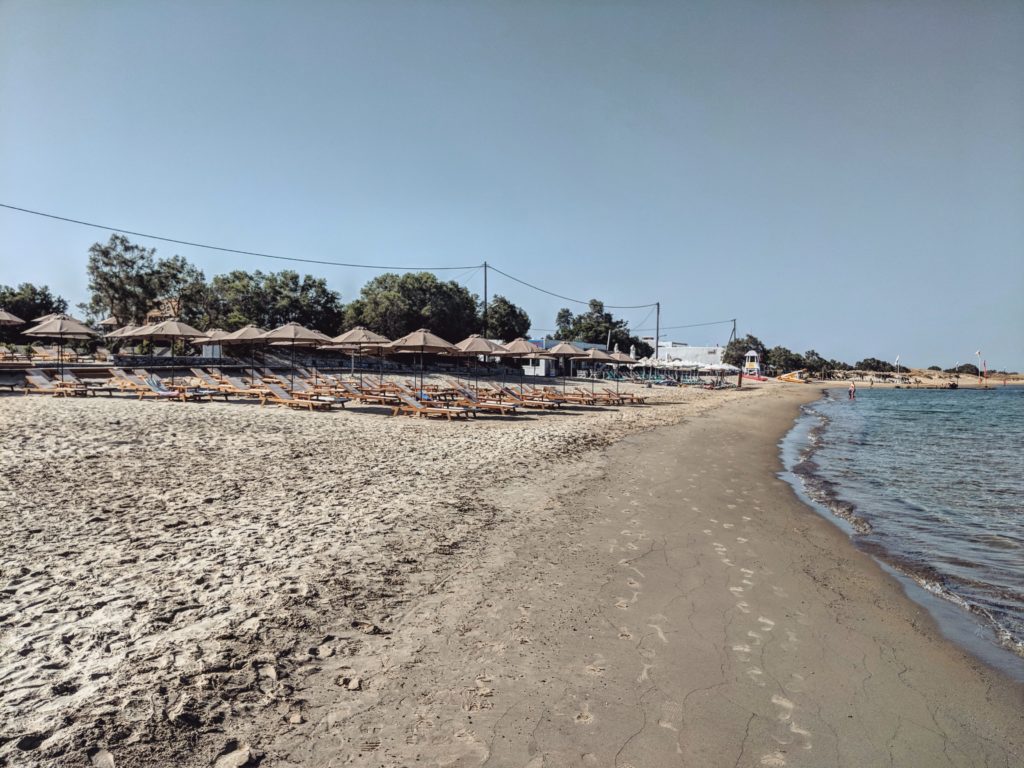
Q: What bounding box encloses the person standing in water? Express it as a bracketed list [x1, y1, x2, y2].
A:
[849, 381, 857, 400]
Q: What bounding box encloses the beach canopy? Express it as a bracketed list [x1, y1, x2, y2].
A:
[389, 328, 456, 354]
[221, 324, 268, 342]
[196, 327, 231, 343]
[608, 350, 635, 364]
[24, 314, 99, 379]
[130, 319, 205, 340]
[332, 326, 390, 346]
[570, 348, 617, 362]
[97, 316, 120, 327]
[32, 312, 73, 324]
[544, 341, 584, 357]
[0, 309, 25, 326]
[501, 337, 543, 356]
[260, 322, 326, 343]
[454, 334, 506, 355]
[25, 314, 98, 340]
[104, 324, 139, 339]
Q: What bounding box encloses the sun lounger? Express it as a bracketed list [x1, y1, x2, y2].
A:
[606, 387, 645, 404]
[290, 378, 349, 405]
[335, 380, 397, 405]
[221, 374, 265, 397]
[259, 381, 336, 411]
[391, 392, 475, 420]
[24, 372, 87, 397]
[58, 372, 117, 396]
[444, 382, 518, 415]
[494, 385, 558, 409]
[140, 374, 216, 402]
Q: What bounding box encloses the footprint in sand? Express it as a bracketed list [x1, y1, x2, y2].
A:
[729, 586, 744, 595]
[759, 752, 787, 766]
[757, 616, 775, 631]
[736, 601, 751, 614]
[742, 516, 753, 521]
[770, 694, 794, 722]
[637, 662, 653, 682]
[703, 529, 713, 535]
[574, 702, 594, 724]
[585, 655, 607, 675]
[646, 624, 668, 644]
[658, 700, 683, 732]
[618, 626, 633, 640]
[614, 598, 631, 610]
[626, 578, 640, 589]
[746, 667, 765, 686]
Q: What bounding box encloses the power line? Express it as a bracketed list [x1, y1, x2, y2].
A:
[634, 318, 735, 332]
[0, 202, 476, 271]
[487, 264, 657, 310]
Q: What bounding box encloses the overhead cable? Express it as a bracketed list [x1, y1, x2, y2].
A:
[0, 202, 476, 271]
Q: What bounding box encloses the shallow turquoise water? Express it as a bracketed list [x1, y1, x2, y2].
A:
[783, 387, 1024, 662]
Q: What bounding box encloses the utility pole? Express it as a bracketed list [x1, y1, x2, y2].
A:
[729, 318, 737, 345]
[654, 302, 660, 363]
[482, 261, 488, 337]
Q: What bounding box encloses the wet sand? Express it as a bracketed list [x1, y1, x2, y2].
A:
[2, 381, 1021, 766]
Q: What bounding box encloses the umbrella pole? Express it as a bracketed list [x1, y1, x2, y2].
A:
[291, 341, 296, 391]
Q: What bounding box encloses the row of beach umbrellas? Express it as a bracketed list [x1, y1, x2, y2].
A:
[1, 308, 644, 389]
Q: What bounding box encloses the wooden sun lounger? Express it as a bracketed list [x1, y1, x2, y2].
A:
[494, 386, 558, 409]
[24, 372, 87, 397]
[606, 387, 645, 404]
[259, 380, 336, 411]
[290, 378, 349, 405]
[391, 392, 474, 420]
[136, 372, 215, 402]
[58, 372, 117, 396]
[335, 380, 397, 405]
[444, 382, 518, 415]
[574, 387, 624, 405]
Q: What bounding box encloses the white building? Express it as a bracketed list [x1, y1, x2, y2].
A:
[640, 338, 725, 366]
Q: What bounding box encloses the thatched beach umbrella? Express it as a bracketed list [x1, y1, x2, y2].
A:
[332, 326, 391, 384]
[453, 334, 508, 388]
[543, 341, 584, 389]
[261, 322, 326, 389]
[24, 314, 98, 381]
[389, 328, 457, 392]
[571, 348, 617, 392]
[131, 319, 205, 384]
[221, 325, 268, 382]
[0, 309, 25, 326]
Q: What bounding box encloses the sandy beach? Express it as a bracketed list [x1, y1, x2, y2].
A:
[2, 381, 1021, 767]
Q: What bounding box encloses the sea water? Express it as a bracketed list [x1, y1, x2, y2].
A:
[781, 386, 1024, 676]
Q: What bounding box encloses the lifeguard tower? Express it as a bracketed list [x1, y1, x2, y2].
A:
[743, 349, 762, 377]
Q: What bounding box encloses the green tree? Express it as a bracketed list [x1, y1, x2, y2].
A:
[84, 235, 161, 324]
[722, 334, 767, 367]
[207, 270, 343, 332]
[0, 283, 68, 342]
[483, 295, 530, 341]
[765, 346, 804, 374]
[553, 300, 652, 357]
[855, 357, 896, 372]
[153, 256, 208, 327]
[343, 272, 478, 341]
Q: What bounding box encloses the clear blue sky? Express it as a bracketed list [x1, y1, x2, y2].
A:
[2, 1, 1022, 369]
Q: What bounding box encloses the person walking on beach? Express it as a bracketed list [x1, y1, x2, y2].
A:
[849, 381, 856, 400]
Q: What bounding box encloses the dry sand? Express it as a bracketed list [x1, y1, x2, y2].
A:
[2, 380, 1021, 767]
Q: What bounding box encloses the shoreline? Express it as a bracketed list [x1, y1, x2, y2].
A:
[781, 388, 1024, 679]
[3, 384, 1022, 766]
[265, 386, 1021, 765]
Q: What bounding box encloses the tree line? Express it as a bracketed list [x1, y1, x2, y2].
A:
[2, 235, 647, 352]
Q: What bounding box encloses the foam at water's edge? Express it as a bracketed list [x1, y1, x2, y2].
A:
[778, 391, 1024, 681]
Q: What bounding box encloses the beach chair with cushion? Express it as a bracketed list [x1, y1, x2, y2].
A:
[259, 380, 336, 411]
[391, 392, 475, 420]
[140, 374, 215, 402]
[290, 378, 349, 406]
